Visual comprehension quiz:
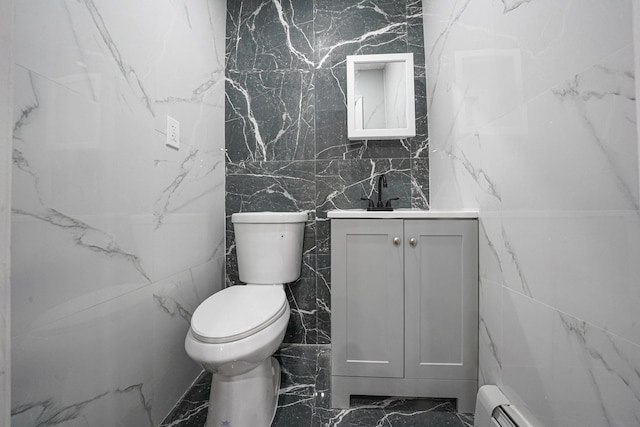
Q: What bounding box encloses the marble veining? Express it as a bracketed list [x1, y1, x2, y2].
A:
[424, 0, 471, 114]
[154, 149, 205, 230]
[82, 0, 154, 115]
[225, 71, 315, 162]
[314, 1, 407, 69]
[559, 313, 640, 406]
[154, 293, 193, 326]
[12, 73, 39, 135]
[500, 0, 532, 13]
[551, 59, 639, 211]
[271, 0, 315, 68]
[499, 226, 532, 298]
[452, 145, 502, 204]
[284, 255, 319, 344]
[13, 207, 151, 282]
[478, 316, 501, 370]
[317, 21, 406, 69]
[12, 383, 154, 427]
[315, 256, 332, 344]
[225, 0, 314, 72]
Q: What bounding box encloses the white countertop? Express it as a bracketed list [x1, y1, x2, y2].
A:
[327, 209, 478, 219]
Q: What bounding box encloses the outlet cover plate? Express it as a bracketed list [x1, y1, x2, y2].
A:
[166, 115, 180, 149]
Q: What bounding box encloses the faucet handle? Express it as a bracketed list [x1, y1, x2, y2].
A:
[384, 197, 399, 208]
[361, 197, 375, 209]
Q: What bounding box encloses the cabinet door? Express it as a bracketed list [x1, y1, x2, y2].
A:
[331, 219, 404, 378]
[404, 219, 478, 380]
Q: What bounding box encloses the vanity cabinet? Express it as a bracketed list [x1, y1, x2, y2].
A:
[330, 218, 478, 413]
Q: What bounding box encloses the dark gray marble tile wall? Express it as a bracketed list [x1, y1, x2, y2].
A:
[225, 0, 429, 345]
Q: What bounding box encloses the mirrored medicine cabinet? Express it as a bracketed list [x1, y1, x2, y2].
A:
[346, 53, 416, 140]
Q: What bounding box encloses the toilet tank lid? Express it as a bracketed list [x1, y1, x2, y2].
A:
[232, 211, 308, 223]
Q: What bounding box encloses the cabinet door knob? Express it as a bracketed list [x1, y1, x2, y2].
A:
[393, 237, 401, 246]
[409, 237, 418, 247]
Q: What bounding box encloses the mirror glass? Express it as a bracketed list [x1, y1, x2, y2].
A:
[354, 61, 407, 130]
[347, 53, 415, 140]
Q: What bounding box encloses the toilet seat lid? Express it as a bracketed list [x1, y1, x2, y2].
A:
[190, 285, 287, 344]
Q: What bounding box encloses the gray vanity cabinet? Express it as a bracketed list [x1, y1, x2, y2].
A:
[331, 218, 478, 413]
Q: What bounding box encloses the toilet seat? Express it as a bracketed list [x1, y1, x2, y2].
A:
[191, 285, 287, 344]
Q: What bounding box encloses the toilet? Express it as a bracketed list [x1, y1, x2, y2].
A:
[184, 211, 307, 427]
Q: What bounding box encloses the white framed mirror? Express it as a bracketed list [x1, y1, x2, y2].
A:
[346, 53, 415, 140]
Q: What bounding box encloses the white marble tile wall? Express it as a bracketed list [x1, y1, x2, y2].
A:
[424, 1, 640, 426]
[10, 0, 226, 425]
[1, 0, 14, 424]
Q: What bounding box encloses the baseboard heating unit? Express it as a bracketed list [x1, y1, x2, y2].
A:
[474, 385, 536, 427]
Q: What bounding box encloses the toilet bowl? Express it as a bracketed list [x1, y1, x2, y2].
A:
[184, 211, 307, 427]
[185, 285, 290, 427]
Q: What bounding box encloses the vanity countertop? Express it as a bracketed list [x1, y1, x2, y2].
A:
[327, 209, 478, 219]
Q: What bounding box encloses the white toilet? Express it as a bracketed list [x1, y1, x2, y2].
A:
[184, 211, 307, 427]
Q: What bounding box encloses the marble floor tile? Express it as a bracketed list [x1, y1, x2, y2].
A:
[159, 372, 210, 427]
[161, 345, 474, 427]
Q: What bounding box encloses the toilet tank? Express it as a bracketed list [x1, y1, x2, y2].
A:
[232, 211, 307, 285]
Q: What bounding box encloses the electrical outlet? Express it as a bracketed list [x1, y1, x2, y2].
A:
[166, 116, 180, 149]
